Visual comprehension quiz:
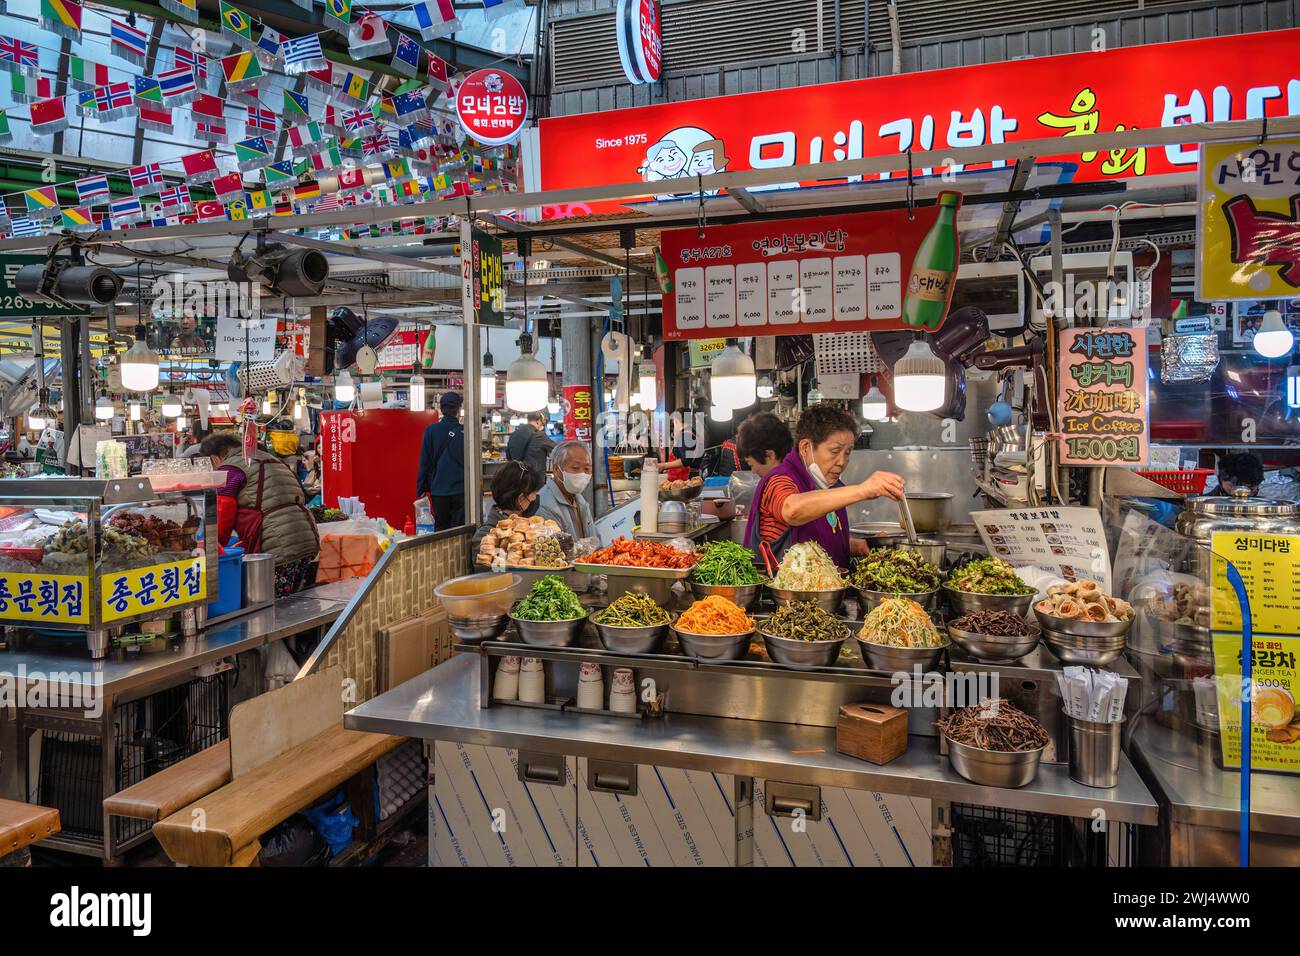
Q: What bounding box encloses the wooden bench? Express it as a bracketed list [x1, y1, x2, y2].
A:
[0, 799, 60, 858]
[152, 724, 402, 866]
[103, 740, 233, 826]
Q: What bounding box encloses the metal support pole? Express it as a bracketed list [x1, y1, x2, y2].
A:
[59, 317, 82, 474]
[463, 320, 481, 527]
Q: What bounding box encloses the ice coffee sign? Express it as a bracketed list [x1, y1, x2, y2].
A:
[1057, 328, 1149, 466]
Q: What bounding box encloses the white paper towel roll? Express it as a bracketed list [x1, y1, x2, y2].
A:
[358, 380, 384, 408]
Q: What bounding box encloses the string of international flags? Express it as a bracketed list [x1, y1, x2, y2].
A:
[0, 0, 527, 239]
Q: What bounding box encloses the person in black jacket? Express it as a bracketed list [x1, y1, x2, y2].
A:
[417, 392, 466, 529]
[506, 410, 554, 475]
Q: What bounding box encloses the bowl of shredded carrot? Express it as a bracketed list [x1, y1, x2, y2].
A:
[671, 595, 756, 660]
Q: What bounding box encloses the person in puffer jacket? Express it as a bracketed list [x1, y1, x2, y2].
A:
[200, 432, 320, 596]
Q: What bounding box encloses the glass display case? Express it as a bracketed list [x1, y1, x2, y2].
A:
[0, 477, 219, 657]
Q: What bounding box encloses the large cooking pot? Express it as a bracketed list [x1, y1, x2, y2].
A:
[904, 492, 953, 533]
[1175, 488, 1300, 579]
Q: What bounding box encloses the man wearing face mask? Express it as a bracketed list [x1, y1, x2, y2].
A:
[536, 439, 595, 542]
[744, 405, 904, 570]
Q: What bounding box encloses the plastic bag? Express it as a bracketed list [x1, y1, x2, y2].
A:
[258, 815, 330, 866]
[301, 790, 359, 857]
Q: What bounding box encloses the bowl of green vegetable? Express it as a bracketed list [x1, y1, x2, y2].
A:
[508, 575, 589, 647]
[591, 592, 671, 654]
[756, 602, 852, 668]
[943, 557, 1037, 617]
[848, 549, 943, 612]
[688, 540, 768, 609]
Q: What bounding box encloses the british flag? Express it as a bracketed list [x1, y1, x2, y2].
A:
[0, 36, 38, 73]
[245, 104, 276, 133]
[343, 107, 373, 133]
[128, 162, 165, 195]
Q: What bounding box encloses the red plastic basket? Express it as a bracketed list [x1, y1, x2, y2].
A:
[1135, 468, 1214, 495]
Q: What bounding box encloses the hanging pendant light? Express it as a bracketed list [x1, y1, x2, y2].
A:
[756, 374, 774, 400]
[129, 400, 142, 421]
[861, 378, 888, 421]
[334, 369, 355, 403]
[506, 331, 548, 412]
[27, 388, 55, 431]
[94, 395, 116, 421]
[161, 392, 183, 418]
[408, 361, 426, 411]
[261, 391, 276, 416]
[709, 403, 730, 423]
[1254, 310, 1294, 359]
[709, 340, 756, 409]
[480, 329, 497, 406]
[806, 381, 824, 405]
[175, 414, 187, 430]
[120, 323, 159, 392]
[637, 358, 657, 411]
[892, 339, 947, 412]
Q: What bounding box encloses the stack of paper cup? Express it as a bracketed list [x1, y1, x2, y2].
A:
[576, 662, 604, 710]
[640, 458, 659, 534]
[609, 668, 636, 713]
[519, 658, 546, 703]
[493, 656, 520, 701]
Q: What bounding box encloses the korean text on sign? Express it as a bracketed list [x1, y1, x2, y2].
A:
[0, 572, 89, 624]
[101, 557, 206, 623]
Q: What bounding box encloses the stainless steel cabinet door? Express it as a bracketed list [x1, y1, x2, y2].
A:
[431, 742, 578, 867]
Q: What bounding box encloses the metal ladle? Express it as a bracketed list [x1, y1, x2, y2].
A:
[898, 494, 919, 545]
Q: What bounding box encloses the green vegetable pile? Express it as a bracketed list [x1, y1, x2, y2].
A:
[849, 549, 942, 593]
[690, 540, 765, 586]
[593, 592, 670, 627]
[512, 575, 585, 621]
[945, 557, 1035, 595]
[763, 601, 850, 643]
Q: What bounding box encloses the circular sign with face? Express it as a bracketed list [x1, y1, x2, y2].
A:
[455, 68, 528, 146]
[617, 0, 662, 84]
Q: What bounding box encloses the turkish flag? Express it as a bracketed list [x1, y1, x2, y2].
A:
[195, 200, 226, 221]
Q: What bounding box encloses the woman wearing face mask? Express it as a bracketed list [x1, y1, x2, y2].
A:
[744, 405, 904, 570]
[471, 461, 544, 553]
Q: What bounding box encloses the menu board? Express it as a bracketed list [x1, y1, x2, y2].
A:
[659, 205, 952, 340]
[1057, 327, 1149, 466]
[1210, 531, 1300, 636]
[1212, 633, 1300, 772]
[970, 506, 1111, 591]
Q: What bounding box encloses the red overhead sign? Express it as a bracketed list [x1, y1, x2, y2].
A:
[532, 29, 1300, 219]
[659, 198, 960, 340]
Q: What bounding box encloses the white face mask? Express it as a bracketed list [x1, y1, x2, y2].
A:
[562, 470, 591, 495]
[800, 445, 831, 490]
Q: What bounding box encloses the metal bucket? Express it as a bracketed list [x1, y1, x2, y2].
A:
[242, 554, 276, 606]
[1066, 712, 1125, 788]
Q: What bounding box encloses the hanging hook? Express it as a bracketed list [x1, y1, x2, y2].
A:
[1259, 113, 1269, 145]
[696, 175, 707, 238]
[906, 149, 915, 221]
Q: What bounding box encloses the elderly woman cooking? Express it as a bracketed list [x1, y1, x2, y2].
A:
[744, 405, 904, 569]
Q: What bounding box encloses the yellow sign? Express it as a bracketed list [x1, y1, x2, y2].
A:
[101, 557, 206, 623]
[1210, 531, 1300, 635]
[688, 338, 727, 368]
[0, 571, 90, 625]
[1212, 634, 1300, 773]
[1197, 136, 1300, 301]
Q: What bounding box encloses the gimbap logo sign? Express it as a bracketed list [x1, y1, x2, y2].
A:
[617, 0, 662, 85]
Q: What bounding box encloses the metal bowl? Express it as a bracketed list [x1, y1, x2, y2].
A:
[591, 619, 670, 654]
[760, 630, 848, 669]
[688, 581, 765, 610]
[854, 587, 940, 613]
[767, 585, 846, 614]
[605, 574, 677, 606]
[1042, 629, 1128, 666]
[671, 621, 755, 660]
[447, 613, 510, 643]
[943, 736, 1046, 788]
[947, 623, 1041, 662]
[1033, 606, 1133, 638]
[855, 636, 949, 672]
[659, 482, 704, 502]
[508, 612, 588, 647]
[943, 586, 1036, 618]
[896, 539, 947, 568]
[904, 492, 953, 533]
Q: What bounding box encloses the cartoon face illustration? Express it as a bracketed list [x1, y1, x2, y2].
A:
[484, 72, 504, 93]
[643, 140, 688, 180]
[687, 139, 729, 177]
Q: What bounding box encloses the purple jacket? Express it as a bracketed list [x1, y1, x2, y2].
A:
[743, 448, 851, 570]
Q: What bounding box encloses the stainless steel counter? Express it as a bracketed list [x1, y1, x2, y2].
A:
[0, 586, 347, 699]
[1129, 719, 1300, 837]
[346, 654, 1159, 826]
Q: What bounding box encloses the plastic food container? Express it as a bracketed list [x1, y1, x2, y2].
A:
[434, 572, 524, 618]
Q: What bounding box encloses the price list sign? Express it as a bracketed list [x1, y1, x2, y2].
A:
[1057, 327, 1149, 466]
[659, 205, 953, 340]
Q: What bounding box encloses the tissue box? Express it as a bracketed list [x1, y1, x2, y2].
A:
[836, 703, 908, 765]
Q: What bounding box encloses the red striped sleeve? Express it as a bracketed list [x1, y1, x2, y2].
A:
[757, 475, 798, 543]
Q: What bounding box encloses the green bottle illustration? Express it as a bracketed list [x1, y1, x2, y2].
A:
[654, 246, 673, 294]
[902, 190, 961, 330]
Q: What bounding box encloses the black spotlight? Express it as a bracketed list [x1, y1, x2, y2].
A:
[15, 261, 122, 306]
[228, 243, 329, 298]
